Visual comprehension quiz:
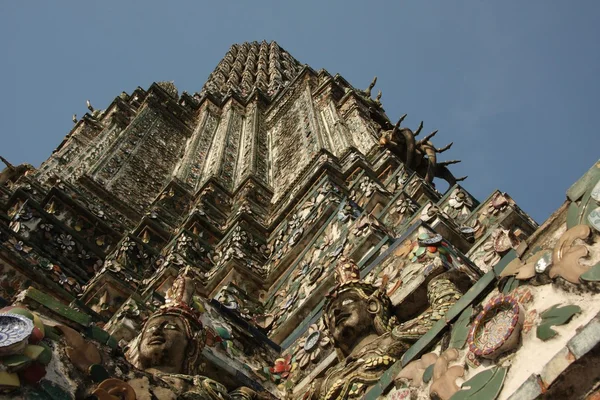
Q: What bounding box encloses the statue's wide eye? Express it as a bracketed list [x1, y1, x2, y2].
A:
[342, 299, 354, 306]
[164, 323, 179, 330]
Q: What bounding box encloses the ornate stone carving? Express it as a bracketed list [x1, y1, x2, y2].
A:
[126, 269, 205, 377]
[307, 257, 462, 399]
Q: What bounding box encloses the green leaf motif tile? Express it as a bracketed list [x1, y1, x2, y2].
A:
[567, 161, 600, 202]
[423, 364, 434, 383]
[449, 366, 508, 400]
[501, 277, 521, 294]
[89, 364, 109, 383]
[449, 306, 473, 349]
[537, 304, 582, 341]
[39, 379, 73, 400]
[580, 261, 600, 282]
[566, 202, 581, 230]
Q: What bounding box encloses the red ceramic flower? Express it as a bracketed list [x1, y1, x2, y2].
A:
[269, 354, 292, 379]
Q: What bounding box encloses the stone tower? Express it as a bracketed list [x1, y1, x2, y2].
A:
[0, 41, 599, 399]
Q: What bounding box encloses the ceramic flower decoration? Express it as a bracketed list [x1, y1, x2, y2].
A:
[293, 321, 332, 369]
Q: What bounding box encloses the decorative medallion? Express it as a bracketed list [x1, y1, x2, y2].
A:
[0, 313, 34, 356]
[467, 295, 524, 359]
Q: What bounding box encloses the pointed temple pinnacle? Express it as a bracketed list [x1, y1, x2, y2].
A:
[201, 41, 303, 99]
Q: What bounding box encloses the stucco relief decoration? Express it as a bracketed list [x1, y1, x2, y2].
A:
[444, 188, 474, 223]
[502, 220, 600, 287]
[351, 176, 387, 208]
[411, 232, 448, 263]
[549, 224, 600, 285]
[420, 203, 449, 225]
[472, 228, 520, 272]
[265, 215, 350, 331]
[173, 232, 214, 272]
[395, 348, 465, 400]
[103, 236, 154, 282]
[3, 42, 598, 400]
[485, 193, 510, 218]
[265, 181, 341, 274]
[2, 233, 83, 294]
[384, 195, 419, 230]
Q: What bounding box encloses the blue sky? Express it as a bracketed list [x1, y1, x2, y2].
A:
[1, 1, 598, 223]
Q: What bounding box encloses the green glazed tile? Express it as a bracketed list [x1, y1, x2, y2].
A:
[39, 379, 73, 400]
[362, 386, 380, 400]
[37, 342, 53, 365]
[493, 250, 517, 276]
[423, 364, 434, 383]
[580, 261, 600, 282]
[377, 367, 394, 389]
[85, 325, 110, 344]
[26, 288, 91, 327]
[2, 353, 31, 371]
[501, 277, 515, 294]
[362, 382, 384, 400]
[566, 161, 600, 202]
[450, 306, 473, 349]
[537, 304, 582, 341]
[450, 367, 507, 400]
[566, 202, 581, 230]
[89, 364, 110, 383]
[44, 325, 61, 341]
[502, 276, 521, 294]
[105, 335, 119, 349]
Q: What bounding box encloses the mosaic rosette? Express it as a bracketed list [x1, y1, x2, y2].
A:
[467, 294, 524, 359]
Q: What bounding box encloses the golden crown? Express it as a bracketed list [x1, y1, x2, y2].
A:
[334, 256, 361, 286]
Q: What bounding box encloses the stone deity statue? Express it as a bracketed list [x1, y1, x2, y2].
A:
[308, 257, 462, 400]
[127, 268, 268, 399]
